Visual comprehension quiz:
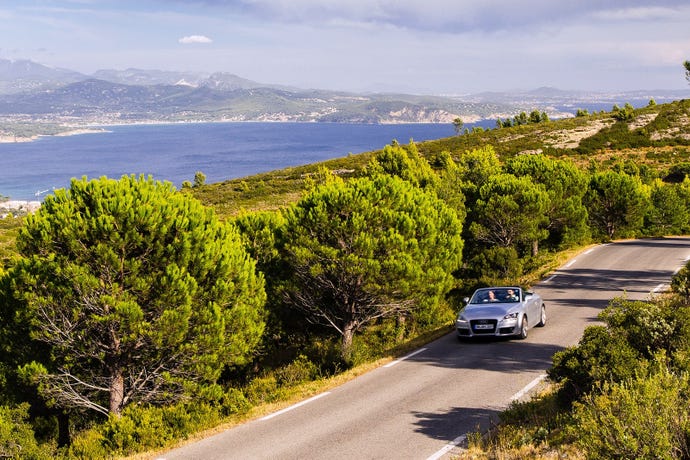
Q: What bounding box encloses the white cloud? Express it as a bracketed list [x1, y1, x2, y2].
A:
[178, 35, 213, 44]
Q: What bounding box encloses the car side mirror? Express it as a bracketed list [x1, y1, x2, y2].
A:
[463, 297, 470, 305]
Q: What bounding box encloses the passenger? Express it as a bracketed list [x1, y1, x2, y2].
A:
[505, 289, 519, 302]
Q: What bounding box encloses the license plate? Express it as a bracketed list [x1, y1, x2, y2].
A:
[474, 324, 493, 330]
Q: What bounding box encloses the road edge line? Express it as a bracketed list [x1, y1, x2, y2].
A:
[260, 392, 331, 421]
[383, 348, 427, 368]
[426, 434, 467, 460]
[510, 373, 547, 401]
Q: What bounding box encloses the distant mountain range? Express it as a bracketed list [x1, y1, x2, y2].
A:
[0, 58, 687, 126]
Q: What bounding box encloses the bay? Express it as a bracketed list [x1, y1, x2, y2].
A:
[0, 122, 466, 201]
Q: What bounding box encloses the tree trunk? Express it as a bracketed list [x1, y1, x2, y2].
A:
[532, 239, 539, 257]
[341, 323, 355, 363]
[109, 366, 124, 416]
[108, 322, 124, 416]
[607, 221, 615, 239]
[396, 314, 407, 343]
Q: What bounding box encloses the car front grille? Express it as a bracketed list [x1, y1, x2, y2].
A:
[470, 319, 497, 334]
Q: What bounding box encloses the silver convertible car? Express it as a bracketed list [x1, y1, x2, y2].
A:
[455, 287, 545, 340]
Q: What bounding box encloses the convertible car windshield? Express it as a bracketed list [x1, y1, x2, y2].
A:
[469, 288, 520, 304]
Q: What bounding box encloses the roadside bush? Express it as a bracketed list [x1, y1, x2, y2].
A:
[464, 390, 581, 459]
[221, 388, 251, 416]
[572, 362, 690, 460]
[599, 297, 676, 357]
[67, 386, 251, 457]
[549, 326, 641, 405]
[550, 294, 690, 409]
[348, 337, 380, 367]
[274, 354, 320, 387]
[0, 403, 54, 459]
[302, 336, 344, 375]
[244, 375, 283, 405]
[99, 401, 223, 455]
[672, 264, 690, 301]
[495, 391, 563, 447]
[67, 427, 109, 459]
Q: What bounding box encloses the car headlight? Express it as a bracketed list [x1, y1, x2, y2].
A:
[503, 312, 519, 320]
[456, 315, 469, 326]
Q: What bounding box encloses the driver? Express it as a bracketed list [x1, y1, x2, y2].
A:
[505, 289, 519, 301]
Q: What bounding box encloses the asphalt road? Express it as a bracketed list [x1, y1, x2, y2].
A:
[159, 237, 690, 460]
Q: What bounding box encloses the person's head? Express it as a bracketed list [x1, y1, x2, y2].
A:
[488, 290, 496, 299]
[507, 289, 514, 296]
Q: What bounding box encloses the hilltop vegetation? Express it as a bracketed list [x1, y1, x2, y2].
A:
[0, 99, 690, 458]
[190, 98, 690, 219]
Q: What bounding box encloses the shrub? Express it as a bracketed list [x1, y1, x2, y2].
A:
[193, 171, 207, 187]
[94, 400, 225, 456]
[549, 326, 641, 404]
[572, 362, 690, 460]
[67, 427, 109, 459]
[274, 354, 320, 387]
[244, 375, 282, 405]
[672, 264, 690, 301]
[598, 298, 675, 357]
[0, 403, 54, 459]
[221, 388, 251, 416]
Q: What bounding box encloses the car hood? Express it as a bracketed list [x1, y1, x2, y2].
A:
[460, 304, 516, 318]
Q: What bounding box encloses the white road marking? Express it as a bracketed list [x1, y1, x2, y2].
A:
[564, 259, 577, 268]
[544, 275, 556, 283]
[652, 283, 666, 293]
[260, 392, 331, 421]
[426, 434, 467, 460]
[383, 348, 427, 368]
[510, 374, 547, 401]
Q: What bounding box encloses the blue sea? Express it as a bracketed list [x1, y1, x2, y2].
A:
[0, 122, 478, 201]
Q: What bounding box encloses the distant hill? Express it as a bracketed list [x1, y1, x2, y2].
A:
[0, 58, 687, 127]
[0, 58, 86, 94]
[0, 73, 519, 124]
[91, 68, 207, 86]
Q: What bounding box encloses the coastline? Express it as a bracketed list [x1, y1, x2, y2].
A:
[0, 127, 109, 144]
[0, 117, 475, 144]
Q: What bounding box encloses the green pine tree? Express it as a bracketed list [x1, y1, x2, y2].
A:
[4, 175, 266, 417]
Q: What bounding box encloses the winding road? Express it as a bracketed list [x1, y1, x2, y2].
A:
[159, 237, 690, 460]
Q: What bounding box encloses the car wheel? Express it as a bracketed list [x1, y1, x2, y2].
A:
[518, 316, 528, 340]
[536, 304, 546, 327]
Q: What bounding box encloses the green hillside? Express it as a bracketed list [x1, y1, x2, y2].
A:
[189, 99, 690, 218]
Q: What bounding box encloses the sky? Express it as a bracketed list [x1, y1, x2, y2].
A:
[1, 0, 689, 95]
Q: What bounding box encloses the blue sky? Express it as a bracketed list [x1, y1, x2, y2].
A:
[1, 0, 689, 94]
